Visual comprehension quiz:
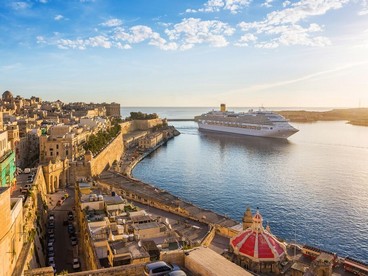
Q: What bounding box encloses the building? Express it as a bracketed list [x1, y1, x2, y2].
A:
[39, 124, 89, 163]
[103, 102, 121, 118]
[0, 187, 23, 276]
[138, 132, 163, 149]
[229, 208, 287, 274]
[0, 131, 16, 188]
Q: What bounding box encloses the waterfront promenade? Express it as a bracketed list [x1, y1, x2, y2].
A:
[98, 170, 239, 229]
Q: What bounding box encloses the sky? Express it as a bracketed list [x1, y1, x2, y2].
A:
[1, 0, 368, 107]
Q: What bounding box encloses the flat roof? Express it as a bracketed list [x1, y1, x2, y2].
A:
[133, 222, 160, 230]
[185, 247, 252, 276]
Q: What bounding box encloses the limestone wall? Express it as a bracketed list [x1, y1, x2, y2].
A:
[69, 161, 91, 182]
[201, 225, 216, 247]
[160, 250, 185, 267]
[216, 225, 239, 238]
[90, 132, 123, 176]
[120, 118, 164, 134]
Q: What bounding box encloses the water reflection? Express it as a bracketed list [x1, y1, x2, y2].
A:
[199, 130, 291, 155]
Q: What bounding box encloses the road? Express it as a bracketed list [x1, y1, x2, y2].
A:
[47, 186, 80, 273]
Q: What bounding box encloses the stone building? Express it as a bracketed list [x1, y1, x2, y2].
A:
[42, 157, 69, 193]
[104, 102, 121, 118]
[0, 187, 23, 276]
[229, 208, 287, 274]
[39, 125, 89, 163]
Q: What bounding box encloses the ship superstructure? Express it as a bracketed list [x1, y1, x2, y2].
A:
[195, 104, 299, 139]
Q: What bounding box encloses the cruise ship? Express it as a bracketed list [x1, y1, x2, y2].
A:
[195, 104, 299, 139]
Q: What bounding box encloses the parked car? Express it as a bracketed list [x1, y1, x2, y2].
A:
[165, 270, 187, 276]
[72, 258, 80, 270]
[48, 256, 55, 268]
[27, 175, 34, 183]
[48, 246, 55, 257]
[144, 261, 180, 276]
[49, 213, 55, 221]
[24, 168, 31, 174]
[47, 228, 54, 235]
[21, 184, 31, 193]
[71, 236, 78, 246]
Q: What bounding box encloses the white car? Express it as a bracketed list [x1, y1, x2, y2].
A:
[72, 258, 80, 269]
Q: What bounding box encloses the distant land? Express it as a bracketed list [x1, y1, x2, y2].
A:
[278, 108, 368, 126]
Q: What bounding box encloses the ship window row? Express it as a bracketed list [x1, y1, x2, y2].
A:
[205, 121, 264, 130]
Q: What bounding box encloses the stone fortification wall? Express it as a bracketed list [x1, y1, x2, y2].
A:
[69, 161, 92, 182]
[120, 118, 164, 134]
[89, 132, 123, 176]
[67, 132, 123, 182]
[200, 225, 216, 247]
[215, 225, 240, 238]
[133, 118, 163, 130]
[25, 264, 145, 276]
[120, 121, 134, 134]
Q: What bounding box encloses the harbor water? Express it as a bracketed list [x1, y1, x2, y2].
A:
[122, 107, 368, 262]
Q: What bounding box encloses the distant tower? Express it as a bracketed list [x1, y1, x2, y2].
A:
[220, 103, 226, 112]
[242, 207, 253, 230]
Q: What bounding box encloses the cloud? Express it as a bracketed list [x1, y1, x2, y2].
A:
[10, 2, 31, 10]
[261, 0, 273, 8]
[282, 1, 291, 7]
[245, 62, 368, 91]
[113, 25, 178, 50]
[165, 18, 235, 49]
[237, 0, 349, 48]
[54, 15, 64, 21]
[186, 0, 251, 14]
[359, 0, 368, 15]
[101, 19, 123, 27]
[57, 36, 112, 50]
[235, 33, 257, 47]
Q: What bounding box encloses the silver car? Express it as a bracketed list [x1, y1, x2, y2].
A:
[144, 261, 180, 276]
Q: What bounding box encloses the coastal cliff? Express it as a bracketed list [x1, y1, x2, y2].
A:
[278, 108, 368, 126]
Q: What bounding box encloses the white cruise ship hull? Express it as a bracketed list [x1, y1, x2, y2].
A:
[198, 123, 298, 139]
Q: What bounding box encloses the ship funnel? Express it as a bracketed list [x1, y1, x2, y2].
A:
[220, 103, 226, 112]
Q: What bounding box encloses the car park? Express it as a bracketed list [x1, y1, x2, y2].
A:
[144, 261, 181, 276]
[72, 258, 80, 270]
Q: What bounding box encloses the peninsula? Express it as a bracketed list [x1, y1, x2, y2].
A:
[277, 108, 368, 126]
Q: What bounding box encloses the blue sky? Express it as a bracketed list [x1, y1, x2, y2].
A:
[1, 0, 368, 107]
